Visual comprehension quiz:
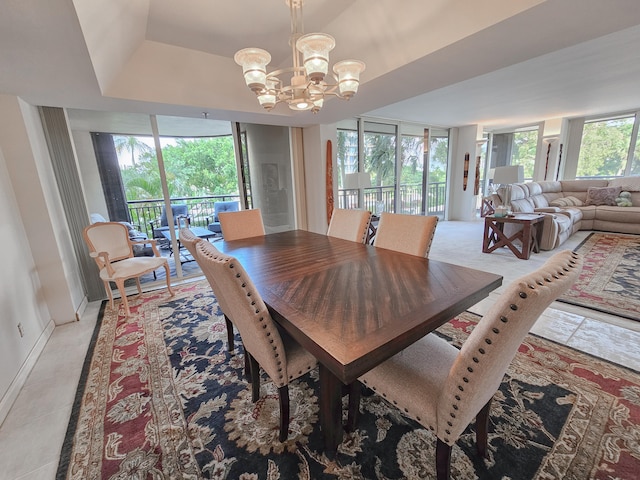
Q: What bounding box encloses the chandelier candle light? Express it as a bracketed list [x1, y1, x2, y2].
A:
[234, 0, 365, 113]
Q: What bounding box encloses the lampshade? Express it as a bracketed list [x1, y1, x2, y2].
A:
[344, 172, 372, 189]
[333, 60, 366, 98]
[493, 165, 524, 185]
[296, 33, 335, 83]
[234, 48, 271, 92]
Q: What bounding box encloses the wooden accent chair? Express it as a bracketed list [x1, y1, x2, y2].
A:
[83, 222, 174, 316]
[373, 212, 439, 257]
[218, 208, 266, 241]
[195, 240, 317, 442]
[347, 249, 583, 480]
[179, 228, 236, 353]
[327, 208, 372, 243]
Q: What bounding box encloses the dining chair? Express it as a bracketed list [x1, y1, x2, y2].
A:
[218, 208, 265, 241]
[179, 228, 236, 353]
[207, 200, 240, 234]
[326, 208, 372, 243]
[195, 240, 317, 442]
[83, 222, 174, 316]
[373, 212, 439, 257]
[347, 249, 583, 480]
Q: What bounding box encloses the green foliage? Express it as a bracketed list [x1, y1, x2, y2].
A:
[429, 137, 449, 183]
[512, 130, 538, 179]
[364, 133, 396, 186]
[116, 136, 238, 201]
[577, 118, 634, 178]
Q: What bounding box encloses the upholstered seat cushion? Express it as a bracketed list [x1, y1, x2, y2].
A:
[279, 327, 318, 382]
[360, 334, 458, 431]
[98, 256, 167, 280]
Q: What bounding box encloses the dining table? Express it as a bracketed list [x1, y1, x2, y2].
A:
[217, 229, 503, 451]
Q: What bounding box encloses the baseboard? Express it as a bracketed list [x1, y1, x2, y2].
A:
[75, 295, 88, 322]
[0, 319, 56, 426]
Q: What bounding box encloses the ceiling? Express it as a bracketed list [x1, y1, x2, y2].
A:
[2, 0, 640, 135]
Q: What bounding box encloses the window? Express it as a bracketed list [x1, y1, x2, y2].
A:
[491, 127, 538, 180]
[400, 134, 423, 214]
[336, 119, 449, 218]
[512, 129, 538, 179]
[364, 121, 397, 213]
[576, 115, 635, 179]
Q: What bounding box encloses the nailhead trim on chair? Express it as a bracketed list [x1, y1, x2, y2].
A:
[442, 286, 529, 444]
[229, 261, 289, 383]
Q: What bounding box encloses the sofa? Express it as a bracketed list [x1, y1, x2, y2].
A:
[495, 176, 640, 250]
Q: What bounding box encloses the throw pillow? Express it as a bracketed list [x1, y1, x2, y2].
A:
[585, 186, 621, 206]
[549, 196, 583, 207]
[615, 191, 633, 207]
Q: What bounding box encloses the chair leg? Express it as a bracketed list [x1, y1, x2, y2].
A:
[162, 262, 174, 297]
[103, 281, 114, 310]
[346, 381, 361, 432]
[476, 397, 492, 458]
[243, 344, 250, 381]
[115, 279, 130, 316]
[436, 438, 452, 480]
[278, 385, 290, 442]
[225, 315, 234, 352]
[246, 352, 260, 402]
[135, 277, 142, 295]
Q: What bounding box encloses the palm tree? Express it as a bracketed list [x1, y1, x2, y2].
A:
[114, 135, 153, 166]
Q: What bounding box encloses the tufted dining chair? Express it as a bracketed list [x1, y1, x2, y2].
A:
[347, 249, 583, 480]
[195, 240, 317, 442]
[179, 228, 236, 353]
[326, 208, 372, 243]
[373, 212, 439, 257]
[83, 222, 174, 316]
[218, 208, 265, 241]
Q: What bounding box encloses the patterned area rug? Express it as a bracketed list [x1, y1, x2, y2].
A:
[557, 232, 640, 322]
[57, 281, 640, 479]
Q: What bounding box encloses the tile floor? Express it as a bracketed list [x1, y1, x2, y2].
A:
[1, 219, 639, 479]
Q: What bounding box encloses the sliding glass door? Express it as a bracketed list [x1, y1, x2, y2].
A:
[71, 110, 237, 285]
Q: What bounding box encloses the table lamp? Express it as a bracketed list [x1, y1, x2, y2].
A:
[344, 172, 372, 209]
[492, 165, 524, 216]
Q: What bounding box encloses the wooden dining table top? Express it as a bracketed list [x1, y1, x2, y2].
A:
[217, 229, 503, 385]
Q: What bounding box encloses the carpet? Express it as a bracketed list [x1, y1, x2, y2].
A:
[57, 281, 640, 479]
[557, 232, 640, 322]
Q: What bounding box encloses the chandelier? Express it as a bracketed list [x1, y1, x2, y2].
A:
[234, 0, 365, 113]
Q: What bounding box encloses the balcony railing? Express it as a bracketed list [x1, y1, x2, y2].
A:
[127, 194, 241, 239]
[128, 183, 446, 238]
[338, 182, 446, 216]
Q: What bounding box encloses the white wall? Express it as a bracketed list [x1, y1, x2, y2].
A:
[0, 95, 86, 423]
[448, 125, 484, 220]
[302, 124, 337, 234]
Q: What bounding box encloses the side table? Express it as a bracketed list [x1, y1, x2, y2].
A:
[482, 214, 545, 260]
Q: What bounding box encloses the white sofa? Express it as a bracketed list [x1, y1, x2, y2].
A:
[496, 176, 640, 250]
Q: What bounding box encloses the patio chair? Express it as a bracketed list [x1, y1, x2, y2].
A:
[218, 208, 265, 241]
[373, 212, 439, 257]
[149, 204, 190, 241]
[83, 222, 174, 316]
[207, 200, 240, 234]
[346, 249, 583, 480]
[327, 208, 372, 243]
[195, 240, 317, 441]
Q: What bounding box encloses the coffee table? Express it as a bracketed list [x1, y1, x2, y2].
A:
[161, 226, 218, 263]
[482, 213, 545, 259]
